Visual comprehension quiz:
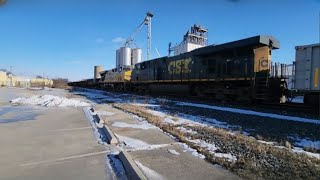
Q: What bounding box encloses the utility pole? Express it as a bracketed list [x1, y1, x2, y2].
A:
[145, 12, 153, 60]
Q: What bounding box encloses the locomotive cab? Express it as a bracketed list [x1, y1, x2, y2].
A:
[253, 38, 288, 104]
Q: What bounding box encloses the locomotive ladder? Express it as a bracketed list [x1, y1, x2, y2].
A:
[254, 73, 270, 102]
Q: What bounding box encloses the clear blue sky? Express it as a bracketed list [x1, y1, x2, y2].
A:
[0, 0, 319, 81]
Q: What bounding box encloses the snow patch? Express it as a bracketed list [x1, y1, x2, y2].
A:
[73, 89, 124, 103]
[148, 109, 231, 129]
[163, 117, 179, 125]
[214, 153, 237, 161]
[147, 109, 167, 118]
[177, 113, 230, 129]
[132, 115, 144, 121]
[94, 110, 115, 116]
[73, 90, 107, 99]
[187, 138, 218, 152]
[11, 95, 90, 107]
[167, 149, 180, 155]
[112, 121, 157, 130]
[179, 143, 205, 159]
[28, 87, 44, 90]
[186, 138, 237, 162]
[176, 127, 197, 135]
[129, 103, 160, 107]
[242, 131, 251, 136]
[135, 161, 166, 180]
[176, 102, 320, 125]
[292, 147, 320, 159]
[257, 140, 276, 145]
[115, 134, 168, 151]
[256, 137, 320, 159]
[295, 138, 320, 150]
[102, 97, 124, 102]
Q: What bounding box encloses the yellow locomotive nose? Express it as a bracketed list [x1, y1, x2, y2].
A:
[254, 46, 272, 73]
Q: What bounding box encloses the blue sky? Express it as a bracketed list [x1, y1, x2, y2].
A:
[0, 0, 319, 81]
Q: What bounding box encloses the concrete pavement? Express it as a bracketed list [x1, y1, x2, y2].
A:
[0, 87, 241, 180]
[0, 88, 110, 180]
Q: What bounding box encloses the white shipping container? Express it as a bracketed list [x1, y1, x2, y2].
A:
[294, 43, 320, 91]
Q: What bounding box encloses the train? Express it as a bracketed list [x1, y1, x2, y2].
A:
[70, 35, 292, 104]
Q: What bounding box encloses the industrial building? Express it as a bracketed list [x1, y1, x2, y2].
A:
[0, 71, 7, 86]
[172, 25, 208, 56]
[0, 70, 53, 87]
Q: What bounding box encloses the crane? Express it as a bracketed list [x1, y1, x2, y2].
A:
[124, 12, 154, 60]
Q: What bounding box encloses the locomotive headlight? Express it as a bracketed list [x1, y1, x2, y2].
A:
[261, 60, 269, 67]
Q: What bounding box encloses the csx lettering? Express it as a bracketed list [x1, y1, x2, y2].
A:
[168, 58, 192, 74]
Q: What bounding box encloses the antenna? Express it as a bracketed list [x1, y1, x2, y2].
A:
[155, 48, 161, 57]
[168, 42, 174, 57]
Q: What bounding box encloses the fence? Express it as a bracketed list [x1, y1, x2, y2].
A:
[270, 63, 295, 89]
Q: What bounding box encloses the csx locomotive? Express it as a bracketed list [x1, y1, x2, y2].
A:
[70, 35, 288, 104]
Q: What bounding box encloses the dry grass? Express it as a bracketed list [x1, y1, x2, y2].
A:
[112, 103, 320, 180]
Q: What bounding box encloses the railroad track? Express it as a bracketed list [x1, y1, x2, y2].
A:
[260, 102, 319, 116]
[148, 94, 320, 117]
[73, 86, 320, 117]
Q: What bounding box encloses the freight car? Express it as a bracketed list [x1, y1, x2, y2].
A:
[293, 43, 320, 105]
[70, 35, 288, 104]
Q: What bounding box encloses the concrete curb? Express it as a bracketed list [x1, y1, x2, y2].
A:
[90, 107, 118, 145]
[90, 108, 103, 123]
[102, 125, 118, 145]
[119, 151, 148, 180]
[90, 107, 145, 179]
[95, 114, 104, 124]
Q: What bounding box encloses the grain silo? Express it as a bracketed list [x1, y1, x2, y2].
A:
[116, 49, 120, 68]
[94, 66, 104, 83]
[132, 48, 142, 65]
[120, 47, 132, 66]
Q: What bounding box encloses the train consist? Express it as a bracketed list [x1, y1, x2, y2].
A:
[70, 35, 292, 104]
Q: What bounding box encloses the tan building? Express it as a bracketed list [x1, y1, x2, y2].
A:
[30, 78, 53, 86]
[0, 71, 7, 86]
[0, 71, 53, 87]
[11, 76, 31, 87]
